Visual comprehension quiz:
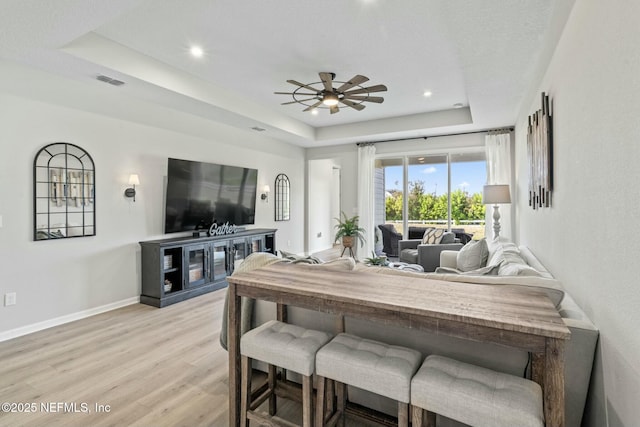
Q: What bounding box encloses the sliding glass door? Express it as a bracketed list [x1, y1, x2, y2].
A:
[375, 151, 486, 242]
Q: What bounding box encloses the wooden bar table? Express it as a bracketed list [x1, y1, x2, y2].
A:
[226, 263, 570, 427]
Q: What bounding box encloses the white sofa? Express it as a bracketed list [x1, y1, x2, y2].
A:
[241, 244, 598, 427]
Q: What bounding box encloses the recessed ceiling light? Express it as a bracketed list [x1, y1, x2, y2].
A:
[190, 46, 204, 58]
[453, 103, 464, 108]
[423, 91, 432, 97]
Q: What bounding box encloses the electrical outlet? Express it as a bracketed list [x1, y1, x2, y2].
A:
[287, 240, 291, 247]
[0, 214, 3, 228]
[316, 232, 322, 238]
[5, 292, 16, 306]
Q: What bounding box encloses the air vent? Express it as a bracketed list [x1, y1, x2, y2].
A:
[251, 126, 266, 132]
[96, 75, 125, 86]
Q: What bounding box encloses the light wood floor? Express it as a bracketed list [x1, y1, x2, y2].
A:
[0, 288, 382, 427]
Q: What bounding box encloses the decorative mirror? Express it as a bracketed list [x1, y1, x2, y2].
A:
[34, 142, 95, 240]
[274, 173, 290, 221]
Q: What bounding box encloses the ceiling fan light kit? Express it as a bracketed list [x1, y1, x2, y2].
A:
[275, 72, 387, 114]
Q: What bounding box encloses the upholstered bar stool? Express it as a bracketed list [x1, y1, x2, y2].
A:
[315, 333, 422, 427]
[240, 320, 332, 427]
[411, 355, 544, 427]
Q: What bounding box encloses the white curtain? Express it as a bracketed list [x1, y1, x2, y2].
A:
[485, 132, 512, 240]
[357, 144, 376, 258]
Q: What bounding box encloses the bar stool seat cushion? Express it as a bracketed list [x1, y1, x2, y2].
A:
[241, 320, 332, 376]
[411, 355, 544, 427]
[315, 333, 422, 403]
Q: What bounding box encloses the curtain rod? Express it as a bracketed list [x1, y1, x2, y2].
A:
[355, 127, 514, 146]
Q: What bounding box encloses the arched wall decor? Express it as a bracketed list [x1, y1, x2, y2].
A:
[34, 142, 96, 240]
[274, 173, 290, 221]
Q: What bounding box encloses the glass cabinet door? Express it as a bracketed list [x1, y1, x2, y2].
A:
[211, 241, 229, 282]
[249, 236, 264, 254]
[185, 244, 209, 288]
[232, 239, 247, 271]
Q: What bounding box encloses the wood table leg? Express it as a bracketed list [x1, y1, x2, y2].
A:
[544, 338, 565, 427]
[228, 283, 241, 427]
[532, 352, 545, 392]
[276, 303, 288, 323]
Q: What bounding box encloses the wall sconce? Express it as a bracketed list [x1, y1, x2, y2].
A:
[261, 185, 270, 202]
[124, 174, 140, 202]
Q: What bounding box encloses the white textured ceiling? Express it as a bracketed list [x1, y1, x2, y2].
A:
[0, 0, 573, 147]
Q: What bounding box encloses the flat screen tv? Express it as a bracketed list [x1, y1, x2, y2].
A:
[164, 158, 258, 234]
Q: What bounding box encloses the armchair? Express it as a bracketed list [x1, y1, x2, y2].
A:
[378, 224, 403, 257]
[399, 239, 463, 272]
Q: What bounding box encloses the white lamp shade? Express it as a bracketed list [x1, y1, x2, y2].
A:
[483, 184, 511, 204]
[263, 184, 271, 193]
[128, 174, 140, 186]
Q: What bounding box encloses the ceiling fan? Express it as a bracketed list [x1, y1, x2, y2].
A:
[275, 72, 388, 114]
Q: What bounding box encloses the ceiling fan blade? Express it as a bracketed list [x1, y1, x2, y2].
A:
[319, 72, 335, 92]
[274, 91, 317, 96]
[336, 75, 369, 92]
[287, 80, 320, 93]
[343, 95, 385, 103]
[303, 100, 323, 112]
[340, 99, 366, 111]
[330, 105, 340, 114]
[281, 98, 317, 105]
[343, 84, 388, 95]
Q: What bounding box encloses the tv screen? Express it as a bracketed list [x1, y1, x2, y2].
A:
[164, 158, 258, 234]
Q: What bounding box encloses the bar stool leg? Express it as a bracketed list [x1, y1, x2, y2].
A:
[315, 376, 326, 427]
[426, 410, 436, 427]
[398, 402, 409, 427]
[411, 405, 424, 427]
[268, 364, 277, 415]
[302, 374, 313, 427]
[336, 382, 346, 427]
[326, 379, 335, 417]
[240, 355, 251, 427]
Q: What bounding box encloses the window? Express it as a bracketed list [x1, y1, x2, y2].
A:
[375, 151, 485, 241]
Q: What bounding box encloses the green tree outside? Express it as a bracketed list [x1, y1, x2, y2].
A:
[385, 180, 485, 224]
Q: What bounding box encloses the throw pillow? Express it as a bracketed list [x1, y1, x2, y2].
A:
[421, 228, 435, 244]
[440, 231, 456, 244]
[498, 263, 543, 277]
[295, 257, 356, 271]
[456, 238, 489, 272]
[278, 250, 322, 264]
[422, 228, 444, 244]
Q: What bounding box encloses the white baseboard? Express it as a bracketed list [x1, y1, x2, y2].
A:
[0, 296, 140, 343]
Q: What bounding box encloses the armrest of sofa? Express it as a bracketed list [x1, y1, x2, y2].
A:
[440, 250, 459, 269]
[417, 243, 463, 272]
[398, 239, 420, 251]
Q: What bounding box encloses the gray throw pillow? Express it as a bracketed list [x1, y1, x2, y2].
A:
[456, 238, 489, 272]
[440, 232, 456, 244]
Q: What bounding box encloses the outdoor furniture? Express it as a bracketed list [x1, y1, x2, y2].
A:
[378, 224, 403, 257]
[398, 239, 463, 272]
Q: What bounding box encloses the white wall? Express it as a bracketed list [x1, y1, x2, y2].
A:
[515, 1, 640, 425]
[307, 159, 336, 254]
[0, 89, 305, 337]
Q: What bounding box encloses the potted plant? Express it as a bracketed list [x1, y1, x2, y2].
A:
[364, 251, 388, 266]
[334, 211, 366, 249]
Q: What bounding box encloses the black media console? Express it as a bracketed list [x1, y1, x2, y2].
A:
[139, 228, 276, 307]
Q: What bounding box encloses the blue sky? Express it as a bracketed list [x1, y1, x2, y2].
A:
[384, 161, 486, 195]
